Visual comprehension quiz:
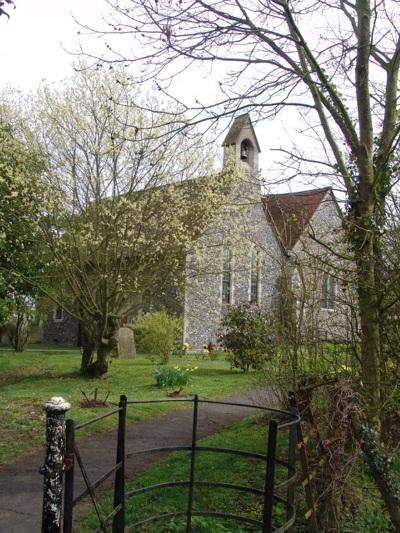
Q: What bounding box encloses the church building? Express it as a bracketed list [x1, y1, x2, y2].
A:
[43, 114, 347, 348]
[183, 114, 346, 348]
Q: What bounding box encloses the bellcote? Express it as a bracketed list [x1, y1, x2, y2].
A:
[222, 114, 261, 173]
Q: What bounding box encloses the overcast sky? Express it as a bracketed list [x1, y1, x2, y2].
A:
[0, 0, 322, 192]
[0, 0, 109, 89]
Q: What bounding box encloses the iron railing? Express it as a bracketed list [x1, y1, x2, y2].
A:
[50, 394, 300, 532]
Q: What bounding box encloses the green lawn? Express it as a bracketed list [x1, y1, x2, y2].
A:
[0, 346, 258, 465]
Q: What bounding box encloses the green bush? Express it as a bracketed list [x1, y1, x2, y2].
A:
[133, 309, 181, 364]
[154, 365, 196, 389]
[218, 303, 274, 372]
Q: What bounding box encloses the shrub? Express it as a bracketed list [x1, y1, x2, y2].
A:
[154, 365, 196, 389]
[208, 350, 219, 361]
[205, 342, 219, 361]
[218, 303, 274, 372]
[133, 309, 181, 364]
[7, 301, 43, 353]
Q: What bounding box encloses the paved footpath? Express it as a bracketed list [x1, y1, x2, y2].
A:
[0, 387, 277, 532]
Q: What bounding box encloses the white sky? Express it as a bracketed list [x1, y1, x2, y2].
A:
[0, 0, 109, 89]
[0, 0, 324, 192]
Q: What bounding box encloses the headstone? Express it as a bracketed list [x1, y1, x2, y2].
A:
[117, 327, 136, 358]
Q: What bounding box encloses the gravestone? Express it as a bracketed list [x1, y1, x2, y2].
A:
[117, 327, 136, 358]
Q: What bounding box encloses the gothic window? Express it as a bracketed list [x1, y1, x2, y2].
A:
[222, 247, 232, 305]
[250, 249, 260, 304]
[321, 273, 336, 309]
[53, 306, 64, 322]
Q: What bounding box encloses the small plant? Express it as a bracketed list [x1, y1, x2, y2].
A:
[154, 365, 197, 390]
[180, 341, 190, 357]
[202, 344, 210, 358]
[133, 309, 182, 364]
[79, 388, 111, 408]
[218, 303, 275, 372]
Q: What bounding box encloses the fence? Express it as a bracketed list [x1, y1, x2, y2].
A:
[41, 394, 300, 532]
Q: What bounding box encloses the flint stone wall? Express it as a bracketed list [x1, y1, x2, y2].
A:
[42, 308, 80, 346]
[183, 195, 283, 349]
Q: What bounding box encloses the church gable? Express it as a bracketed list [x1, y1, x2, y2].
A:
[262, 188, 332, 251]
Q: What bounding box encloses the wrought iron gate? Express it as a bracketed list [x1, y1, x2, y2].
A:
[42, 394, 300, 532]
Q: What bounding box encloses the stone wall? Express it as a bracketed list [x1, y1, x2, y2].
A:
[292, 191, 351, 341]
[183, 190, 283, 349]
[42, 306, 80, 346]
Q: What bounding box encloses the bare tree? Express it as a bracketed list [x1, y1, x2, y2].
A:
[80, 0, 400, 425]
[0, 0, 14, 19]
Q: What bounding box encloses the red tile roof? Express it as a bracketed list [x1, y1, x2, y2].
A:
[262, 188, 330, 250]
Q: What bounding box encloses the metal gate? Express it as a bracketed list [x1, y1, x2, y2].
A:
[42, 394, 300, 532]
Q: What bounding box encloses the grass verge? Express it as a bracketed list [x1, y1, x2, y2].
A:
[0, 346, 257, 465]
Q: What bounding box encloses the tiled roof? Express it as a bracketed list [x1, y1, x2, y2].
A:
[262, 188, 331, 250]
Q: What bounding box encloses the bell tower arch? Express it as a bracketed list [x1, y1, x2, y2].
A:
[222, 114, 261, 173]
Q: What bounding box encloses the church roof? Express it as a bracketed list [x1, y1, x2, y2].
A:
[262, 188, 331, 250]
[222, 113, 261, 153]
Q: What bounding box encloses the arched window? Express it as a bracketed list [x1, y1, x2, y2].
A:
[222, 247, 232, 305]
[240, 139, 252, 161]
[53, 306, 64, 322]
[321, 273, 336, 309]
[250, 249, 260, 304]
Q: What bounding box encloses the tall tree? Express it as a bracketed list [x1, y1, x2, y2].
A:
[17, 67, 233, 376]
[83, 0, 400, 424]
[0, 121, 47, 349]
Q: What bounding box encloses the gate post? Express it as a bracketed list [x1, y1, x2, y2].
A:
[263, 418, 278, 533]
[286, 392, 298, 531]
[186, 394, 199, 533]
[63, 419, 75, 533]
[41, 396, 71, 533]
[113, 394, 127, 533]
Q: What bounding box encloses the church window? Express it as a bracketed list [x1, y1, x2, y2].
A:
[250, 249, 260, 304]
[321, 273, 336, 309]
[240, 139, 251, 161]
[53, 306, 64, 322]
[222, 247, 232, 305]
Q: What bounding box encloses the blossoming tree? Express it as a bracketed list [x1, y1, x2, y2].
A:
[17, 67, 234, 376]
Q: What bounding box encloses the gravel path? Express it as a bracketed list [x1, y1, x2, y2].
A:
[0, 387, 277, 532]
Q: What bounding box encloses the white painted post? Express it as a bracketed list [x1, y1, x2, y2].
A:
[41, 397, 71, 533]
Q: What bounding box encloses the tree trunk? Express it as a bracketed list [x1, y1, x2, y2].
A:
[356, 255, 381, 428]
[91, 341, 114, 377]
[80, 324, 96, 375]
[14, 318, 24, 352]
[80, 344, 95, 374]
[12, 313, 29, 353]
[352, 421, 400, 531]
[349, 157, 382, 428]
[81, 318, 119, 377]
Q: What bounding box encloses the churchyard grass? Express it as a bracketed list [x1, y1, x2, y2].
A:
[0, 345, 258, 465]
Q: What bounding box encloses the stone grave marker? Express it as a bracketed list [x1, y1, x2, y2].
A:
[117, 327, 136, 358]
